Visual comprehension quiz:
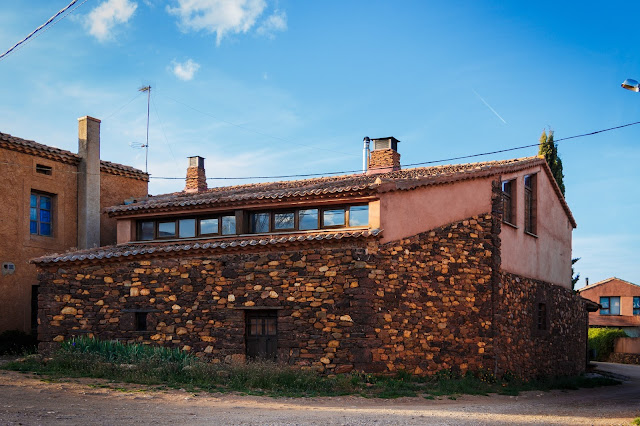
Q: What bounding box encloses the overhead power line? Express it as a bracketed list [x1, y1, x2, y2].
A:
[0, 0, 88, 62]
[149, 120, 640, 181]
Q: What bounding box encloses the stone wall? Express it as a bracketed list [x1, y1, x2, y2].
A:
[38, 214, 496, 375]
[493, 272, 587, 379]
[37, 211, 587, 378]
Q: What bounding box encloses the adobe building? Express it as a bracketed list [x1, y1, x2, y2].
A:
[34, 139, 589, 378]
[578, 277, 640, 337]
[0, 117, 148, 334]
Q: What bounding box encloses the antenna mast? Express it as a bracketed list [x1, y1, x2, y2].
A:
[139, 85, 151, 173]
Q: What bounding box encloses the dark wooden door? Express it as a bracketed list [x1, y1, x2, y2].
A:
[246, 310, 278, 360]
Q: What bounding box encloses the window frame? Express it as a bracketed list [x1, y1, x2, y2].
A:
[537, 302, 547, 331]
[501, 179, 516, 226]
[30, 192, 54, 237]
[599, 296, 620, 315]
[524, 174, 537, 235]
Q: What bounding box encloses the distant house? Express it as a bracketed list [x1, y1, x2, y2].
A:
[578, 277, 640, 337]
[34, 139, 590, 379]
[0, 117, 148, 334]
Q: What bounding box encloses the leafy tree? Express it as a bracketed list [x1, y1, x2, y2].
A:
[538, 130, 565, 196]
[571, 257, 580, 290]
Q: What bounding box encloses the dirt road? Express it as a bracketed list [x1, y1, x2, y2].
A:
[0, 362, 638, 425]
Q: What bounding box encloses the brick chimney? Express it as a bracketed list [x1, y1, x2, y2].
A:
[367, 137, 401, 174]
[77, 116, 101, 249]
[185, 156, 207, 193]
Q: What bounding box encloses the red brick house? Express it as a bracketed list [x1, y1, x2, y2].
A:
[578, 277, 640, 337]
[33, 140, 589, 378]
[0, 117, 148, 334]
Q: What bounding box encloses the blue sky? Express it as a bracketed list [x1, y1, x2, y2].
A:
[0, 1, 638, 286]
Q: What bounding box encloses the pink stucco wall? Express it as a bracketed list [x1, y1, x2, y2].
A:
[378, 178, 493, 243]
[499, 166, 573, 288]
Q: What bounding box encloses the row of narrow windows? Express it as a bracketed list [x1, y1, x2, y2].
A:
[137, 204, 369, 241]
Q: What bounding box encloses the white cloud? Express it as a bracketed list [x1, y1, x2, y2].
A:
[256, 9, 286, 38]
[166, 0, 270, 45]
[171, 59, 201, 81]
[86, 0, 137, 41]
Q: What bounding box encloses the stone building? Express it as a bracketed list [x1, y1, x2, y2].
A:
[34, 139, 589, 378]
[578, 277, 640, 337]
[0, 117, 148, 333]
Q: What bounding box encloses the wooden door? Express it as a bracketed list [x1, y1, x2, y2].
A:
[246, 310, 278, 360]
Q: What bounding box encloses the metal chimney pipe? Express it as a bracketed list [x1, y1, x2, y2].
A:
[363, 137, 370, 173]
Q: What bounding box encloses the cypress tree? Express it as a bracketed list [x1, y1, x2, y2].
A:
[538, 130, 565, 196]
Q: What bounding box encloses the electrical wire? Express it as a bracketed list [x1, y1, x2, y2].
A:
[148, 120, 640, 181]
[0, 0, 87, 62]
[161, 93, 359, 158]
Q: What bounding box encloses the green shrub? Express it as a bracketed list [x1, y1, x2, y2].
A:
[0, 330, 37, 355]
[588, 328, 627, 361]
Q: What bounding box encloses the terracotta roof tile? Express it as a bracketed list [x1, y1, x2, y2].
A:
[0, 131, 148, 180]
[32, 228, 382, 265]
[106, 157, 547, 214]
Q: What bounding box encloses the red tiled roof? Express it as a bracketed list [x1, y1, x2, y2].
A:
[578, 277, 640, 293]
[0, 131, 148, 180]
[32, 228, 382, 265]
[106, 156, 574, 226]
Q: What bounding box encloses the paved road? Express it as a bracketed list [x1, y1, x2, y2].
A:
[0, 362, 638, 425]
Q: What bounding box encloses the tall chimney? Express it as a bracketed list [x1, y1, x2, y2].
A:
[77, 116, 101, 249]
[367, 137, 401, 174]
[185, 156, 207, 193]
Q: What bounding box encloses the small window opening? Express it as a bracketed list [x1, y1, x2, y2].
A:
[36, 164, 52, 175]
[135, 312, 148, 331]
[537, 303, 547, 331]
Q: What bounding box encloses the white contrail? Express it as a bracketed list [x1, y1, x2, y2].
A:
[472, 89, 507, 124]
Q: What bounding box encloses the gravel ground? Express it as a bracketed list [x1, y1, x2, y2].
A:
[0, 361, 638, 425]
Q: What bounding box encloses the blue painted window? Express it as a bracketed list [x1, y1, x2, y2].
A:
[30, 193, 52, 237]
[633, 297, 640, 316]
[600, 296, 620, 315]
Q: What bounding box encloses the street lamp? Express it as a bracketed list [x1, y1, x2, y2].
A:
[621, 78, 640, 92]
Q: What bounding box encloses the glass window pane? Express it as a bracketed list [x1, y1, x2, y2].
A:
[611, 297, 620, 315]
[200, 218, 219, 235]
[178, 219, 196, 238]
[139, 221, 155, 240]
[40, 209, 51, 223]
[40, 196, 51, 210]
[323, 208, 345, 227]
[30, 207, 37, 221]
[274, 212, 295, 230]
[349, 205, 369, 227]
[634, 297, 640, 309]
[266, 318, 277, 335]
[250, 213, 270, 233]
[30, 221, 37, 234]
[158, 221, 176, 237]
[30, 195, 37, 208]
[40, 223, 51, 236]
[221, 216, 236, 235]
[600, 297, 609, 309]
[298, 209, 318, 230]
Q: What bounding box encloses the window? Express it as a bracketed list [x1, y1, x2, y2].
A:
[139, 221, 154, 240]
[178, 219, 196, 238]
[502, 180, 515, 225]
[250, 212, 270, 233]
[323, 208, 345, 227]
[221, 215, 236, 235]
[349, 205, 369, 227]
[634, 297, 640, 316]
[30, 193, 52, 236]
[246, 310, 277, 360]
[199, 218, 219, 235]
[298, 209, 319, 230]
[537, 303, 547, 331]
[35, 164, 52, 175]
[600, 296, 620, 315]
[135, 312, 148, 331]
[524, 174, 537, 234]
[274, 212, 295, 230]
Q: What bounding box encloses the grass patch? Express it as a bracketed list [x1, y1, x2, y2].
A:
[2, 337, 621, 399]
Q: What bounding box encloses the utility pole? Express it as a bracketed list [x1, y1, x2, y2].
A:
[139, 85, 151, 173]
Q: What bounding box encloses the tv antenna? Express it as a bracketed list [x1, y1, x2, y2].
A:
[139, 85, 151, 173]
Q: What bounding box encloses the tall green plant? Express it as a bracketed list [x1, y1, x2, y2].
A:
[571, 257, 580, 290]
[538, 130, 565, 196]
